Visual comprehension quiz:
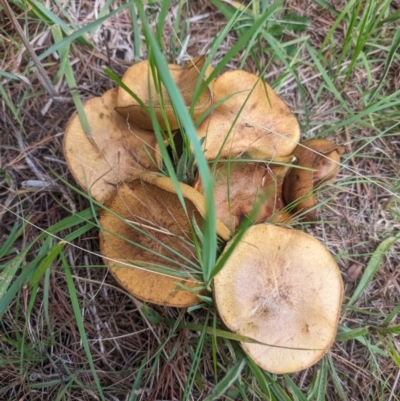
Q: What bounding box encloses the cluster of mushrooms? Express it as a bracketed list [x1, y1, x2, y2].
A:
[64, 57, 344, 374]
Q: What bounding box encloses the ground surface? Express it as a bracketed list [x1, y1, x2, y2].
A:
[1, 1, 400, 400]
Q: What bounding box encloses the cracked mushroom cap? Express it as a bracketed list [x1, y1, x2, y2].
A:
[283, 139, 343, 221]
[100, 173, 231, 307]
[116, 57, 213, 131]
[197, 70, 300, 161]
[64, 89, 158, 204]
[214, 224, 343, 374]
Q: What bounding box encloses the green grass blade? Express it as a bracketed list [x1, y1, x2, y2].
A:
[128, 356, 148, 401]
[327, 355, 346, 400]
[247, 358, 274, 400]
[33, 4, 130, 66]
[338, 325, 387, 357]
[60, 251, 106, 401]
[368, 28, 400, 102]
[203, 359, 246, 401]
[26, 0, 92, 48]
[182, 317, 208, 401]
[336, 326, 369, 341]
[52, 25, 91, 136]
[348, 232, 400, 306]
[315, 357, 328, 401]
[129, 3, 141, 62]
[0, 220, 25, 258]
[0, 253, 24, 301]
[306, 43, 350, 113]
[283, 374, 307, 401]
[27, 241, 65, 289]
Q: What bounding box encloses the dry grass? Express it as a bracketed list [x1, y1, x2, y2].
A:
[1, 1, 399, 400]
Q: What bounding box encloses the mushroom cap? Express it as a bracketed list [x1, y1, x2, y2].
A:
[194, 157, 292, 231]
[283, 139, 343, 221]
[64, 89, 157, 204]
[198, 70, 300, 160]
[116, 57, 213, 130]
[214, 224, 343, 374]
[100, 173, 230, 307]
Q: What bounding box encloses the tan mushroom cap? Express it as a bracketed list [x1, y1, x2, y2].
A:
[194, 157, 292, 231]
[197, 70, 300, 161]
[116, 57, 213, 131]
[283, 139, 343, 221]
[100, 173, 231, 307]
[214, 224, 343, 374]
[64, 89, 158, 204]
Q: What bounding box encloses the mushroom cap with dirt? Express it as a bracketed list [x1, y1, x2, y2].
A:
[214, 224, 343, 374]
[63, 88, 158, 204]
[116, 57, 213, 131]
[100, 173, 231, 308]
[197, 70, 300, 161]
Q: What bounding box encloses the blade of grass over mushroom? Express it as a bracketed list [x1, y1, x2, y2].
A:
[103, 67, 150, 113]
[347, 232, 400, 307]
[136, 0, 217, 284]
[60, 252, 106, 401]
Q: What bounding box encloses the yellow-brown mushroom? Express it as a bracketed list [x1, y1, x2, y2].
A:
[194, 157, 293, 231]
[214, 224, 343, 374]
[197, 70, 300, 161]
[282, 139, 343, 221]
[63, 89, 158, 204]
[100, 173, 230, 307]
[116, 57, 213, 131]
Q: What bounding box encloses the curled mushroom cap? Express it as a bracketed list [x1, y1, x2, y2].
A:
[197, 70, 300, 160]
[116, 57, 213, 131]
[283, 139, 343, 221]
[214, 224, 343, 374]
[194, 157, 292, 231]
[64, 89, 157, 204]
[100, 173, 230, 307]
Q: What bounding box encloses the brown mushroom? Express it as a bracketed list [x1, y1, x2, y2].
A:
[116, 57, 213, 131]
[197, 70, 300, 161]
[282, 139, 343, 221]
[194, 157, 293, 231]
[100, 173, 231, 307]
[64, 89, 158, 204]
[214, 224, 343, 374]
